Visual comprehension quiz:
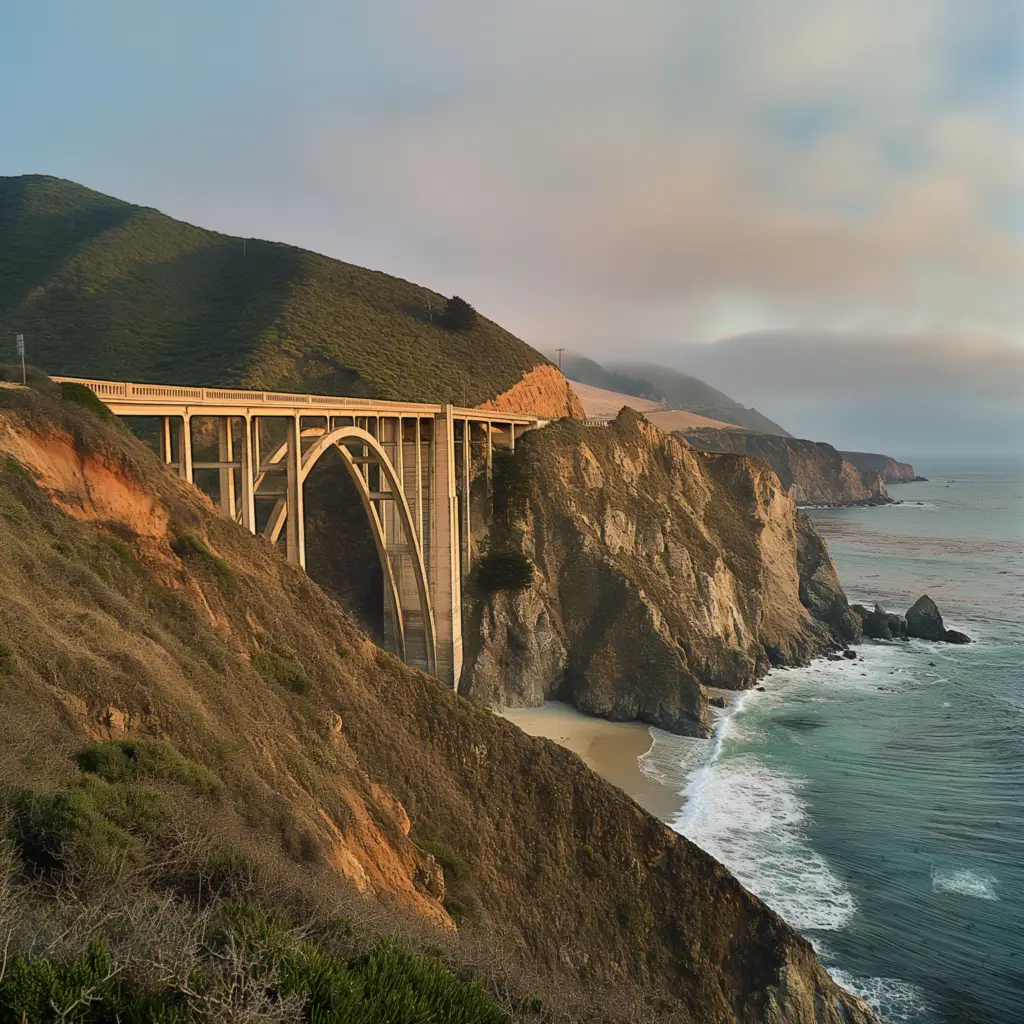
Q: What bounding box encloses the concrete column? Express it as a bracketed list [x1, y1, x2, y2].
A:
[510, 423, 516, 452]
[414, 417, 423, 547]
[160, 417, 174, 465]
[485, 420, 493, 510]
[461, 418, 471, 573]
[179, 415, 194, 483]
[217, 417, 236, 519]
[430, 405, 462, 688]
[285, 415, 305, 569]
[238, 414, 257, 534]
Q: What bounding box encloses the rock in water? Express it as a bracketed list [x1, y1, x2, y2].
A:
[905, 595, 947, 640]
[905, 594, 972, 643]
[853, 603, 908, 640]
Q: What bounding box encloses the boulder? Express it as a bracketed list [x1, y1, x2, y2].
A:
[905, 594, 971, 644]
[853, 602, 908, 640]
[905, 595, 946, 641]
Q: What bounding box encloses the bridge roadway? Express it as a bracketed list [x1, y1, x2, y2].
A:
[54, 377, 546, 687]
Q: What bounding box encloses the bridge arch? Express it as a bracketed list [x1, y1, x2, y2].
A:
[263, 426, 436, 676]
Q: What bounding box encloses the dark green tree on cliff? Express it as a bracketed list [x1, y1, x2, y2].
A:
[439, 295, 477, 330]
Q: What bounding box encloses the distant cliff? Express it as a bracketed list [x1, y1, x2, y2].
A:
[682, 428, 890, 506]
[841, 450, 924, 483]
[461, 411, 860, 737]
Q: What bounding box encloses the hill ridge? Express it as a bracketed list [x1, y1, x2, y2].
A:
[0, 174, 555, 409]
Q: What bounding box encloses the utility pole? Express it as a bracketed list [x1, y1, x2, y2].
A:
[555, 347, 566, 371]
[15, 334, 25, 384]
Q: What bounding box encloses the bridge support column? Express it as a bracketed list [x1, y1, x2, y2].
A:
[179, 415, 193, 483]
[285, 415, 305, 569]
[160, 417, 174, 466]
[430, 405, 462, 688]
[238, 415, 256, 534]
[217, 418, 236, 520]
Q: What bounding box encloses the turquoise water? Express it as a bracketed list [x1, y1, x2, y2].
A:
[645, 462, 1024, 1023]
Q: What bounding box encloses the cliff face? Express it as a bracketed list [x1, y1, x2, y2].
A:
[461, 411, 860, 737]
[683, 428, 889, 506]
[478, 363, 585, 420]
[0, 384, 875, 1023]
[840, 450, 920, 483]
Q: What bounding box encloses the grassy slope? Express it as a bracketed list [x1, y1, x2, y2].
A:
[0, 175, 548, 404]
[0, 382, 873, 1024]
[610, 360, 793, 436]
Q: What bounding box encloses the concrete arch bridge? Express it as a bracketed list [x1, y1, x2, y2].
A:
[54, 378, 545, 686]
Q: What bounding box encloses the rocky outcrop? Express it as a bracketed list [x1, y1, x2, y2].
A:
[841, 450, 926, 483]
[682, 428, 890, 506]
[0, 382, 877, 1023]
[478, 363, 585, 420]
[461, 410, 860, 736]
[853, 596, 971, 644]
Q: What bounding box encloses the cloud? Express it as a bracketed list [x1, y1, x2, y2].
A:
[634, 330, 1024, 456]
[4, 0, 1021, 357]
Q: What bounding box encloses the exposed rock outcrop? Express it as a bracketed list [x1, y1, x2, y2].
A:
[853, 596, 971, 644]
[461, 410, 861, 736]
[841, 450, 926, 483]
[479, 363, 585, 420]
[682, 428, 890, 507]
[0, 383, 877, 1023]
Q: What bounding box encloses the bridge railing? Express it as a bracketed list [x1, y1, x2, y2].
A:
[52, 377, 543, 423]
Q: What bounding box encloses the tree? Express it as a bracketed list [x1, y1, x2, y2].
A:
[439, 296, 477, 331]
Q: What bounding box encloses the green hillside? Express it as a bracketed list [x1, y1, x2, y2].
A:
[0, 175, 549, 404]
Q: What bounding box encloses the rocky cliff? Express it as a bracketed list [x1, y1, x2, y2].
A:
[840, 450, 923, 483]
[461, 411, 860, 737]
[479, 363, 585, 419]
[0, 381, 875, 1022]
[683, 428, 889, 506]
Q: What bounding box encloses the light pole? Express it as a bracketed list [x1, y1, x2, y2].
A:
[15, 334, 25, 384]
[555, 347, 566, 371]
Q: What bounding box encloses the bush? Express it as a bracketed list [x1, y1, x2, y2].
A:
[75, 739, 222, 798]
[439, 295, 477, 331]
[412, 835, 470, 883]
[8, 777, 166, 875]
[252, 650, 312, 695]
[491, 448, 530, 525]
[476, 551, 534, 593]
[58, 380, 112, 419]
[170, 534, 231, 579]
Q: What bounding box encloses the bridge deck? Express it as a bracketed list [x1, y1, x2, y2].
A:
[52, 377, 544, 424]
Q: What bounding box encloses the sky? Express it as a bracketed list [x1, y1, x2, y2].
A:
[2, 1, 1022, 454]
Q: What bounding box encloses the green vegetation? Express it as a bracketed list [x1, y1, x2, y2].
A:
[170, 533, 231, 579]
[491, 448, 531, 527]
[75, 739, 222, 798]
[58, 380, 112, 419]
[251, 650, 312, 696]
[0, 175, 549, 405]
[476, 551, 535, 593]
[412, 834, 470, 884]
[440, 295, 478, 331]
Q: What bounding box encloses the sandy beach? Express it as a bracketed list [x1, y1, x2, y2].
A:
[501, 701, 687, 822]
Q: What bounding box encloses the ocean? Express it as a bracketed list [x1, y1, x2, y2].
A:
[640, 461, 1024, 1024]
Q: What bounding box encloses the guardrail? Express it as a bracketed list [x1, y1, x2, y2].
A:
[52, 377, 542, 423]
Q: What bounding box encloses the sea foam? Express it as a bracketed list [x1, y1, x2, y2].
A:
[931, 866, 999, 900]
[829, 969, 931, 1024]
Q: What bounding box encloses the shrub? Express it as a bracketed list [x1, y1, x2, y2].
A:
[8, 777, 166, 875]
[491, 448, 530, 525]
[171, 534, 231, 579]
[439, 295, 477, 331]
[413, 836, 470, 883]
[58, 380, 112, 419]
[252, 650, 312, 695]
[476, 551, 534, 593]
[75, 739, 222, 798]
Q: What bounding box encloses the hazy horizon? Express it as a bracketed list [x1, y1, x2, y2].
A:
[2, 2, 1021, 454]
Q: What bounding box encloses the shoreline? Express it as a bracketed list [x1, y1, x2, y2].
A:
[501, 701, 694, 822]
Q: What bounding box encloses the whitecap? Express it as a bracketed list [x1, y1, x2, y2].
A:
[671, 754, 856, 931]
[931, 866, 999, 900]
[829, 968, 931, 1023]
